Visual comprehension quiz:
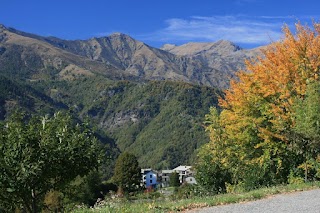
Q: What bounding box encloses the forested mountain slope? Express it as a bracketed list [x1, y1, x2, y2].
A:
[32, 78, 221, 168]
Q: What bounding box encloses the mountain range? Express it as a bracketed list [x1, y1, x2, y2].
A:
[0, 24, 261, 169]
[0, 24, 261, 88]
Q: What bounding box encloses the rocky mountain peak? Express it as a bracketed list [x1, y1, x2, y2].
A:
[108, 32, 134, 41]
[162, 40, 243, 56]
[161, 44, 177, 51]
[104, 32, 140, 49]
[110, 32, 125, 36]
[214, 40, 242, 51]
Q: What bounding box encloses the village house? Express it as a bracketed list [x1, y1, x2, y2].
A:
[173, 165, 197, 184]
[159, 169, 173, 187]
[141, 168, 158, 188]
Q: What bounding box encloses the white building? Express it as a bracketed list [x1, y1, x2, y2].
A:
[173, 165, 197, 184]
[185, 176, 197, 184]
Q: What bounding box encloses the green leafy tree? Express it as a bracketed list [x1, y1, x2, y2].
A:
[0, 112, 101, 213]
[113, 152, 141, 193]
[292, 81, 320, 181]
[170, 172, 180, 187]
[195, 144, 230, 194]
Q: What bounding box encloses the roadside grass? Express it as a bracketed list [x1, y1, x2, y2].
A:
[72, 181, 320, 213]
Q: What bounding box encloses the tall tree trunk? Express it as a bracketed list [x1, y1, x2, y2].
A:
[31, 189, 37, 213]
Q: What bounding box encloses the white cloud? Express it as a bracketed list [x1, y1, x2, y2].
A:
[138, 15, 302, 47]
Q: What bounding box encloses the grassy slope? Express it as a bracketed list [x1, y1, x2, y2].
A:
[73, 182, 320, 213]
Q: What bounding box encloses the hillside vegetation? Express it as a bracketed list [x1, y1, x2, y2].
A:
[0, 75, 66, 119]
[32, 77, 220, 169]
[0, 54, 221, 169]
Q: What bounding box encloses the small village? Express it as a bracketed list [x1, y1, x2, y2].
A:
[141, 165, 197, 189]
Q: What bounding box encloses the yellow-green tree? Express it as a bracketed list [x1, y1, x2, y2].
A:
[204, 22, 320, 188]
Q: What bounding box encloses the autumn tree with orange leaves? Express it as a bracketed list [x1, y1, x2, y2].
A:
[201, 22, 320, 190]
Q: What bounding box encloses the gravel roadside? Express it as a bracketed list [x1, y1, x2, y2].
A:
[188, 189, 320, 213]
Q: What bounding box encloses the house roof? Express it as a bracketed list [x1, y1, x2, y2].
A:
[141, 168, 152, 174]
[173, 165, 192, 171]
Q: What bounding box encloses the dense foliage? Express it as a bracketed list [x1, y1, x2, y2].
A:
[61, 171, 117, 208]
[201, 22, 320, 190]
[169, 172, 181, 187]
[32, 78, 220, 169]
[195, 145, 230, 193]
[291, 81, 320, 181]
[0, 75, 65, 119]
[113, 152, 141, 193]
[0, 112, 101, 212]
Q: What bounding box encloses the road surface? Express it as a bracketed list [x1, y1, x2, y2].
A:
[188, 189, 320, 213]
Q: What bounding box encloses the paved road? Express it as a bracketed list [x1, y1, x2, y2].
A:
[188, 189, 320, 213]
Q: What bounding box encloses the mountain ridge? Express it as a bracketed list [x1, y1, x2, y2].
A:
[161, 40, 242, 55]
[0, 23, 261, 89]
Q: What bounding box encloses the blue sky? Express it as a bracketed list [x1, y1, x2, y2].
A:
[1, 0, 319, 48]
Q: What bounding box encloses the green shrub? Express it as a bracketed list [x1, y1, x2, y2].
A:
[195, 145, 231, 194]
[288, 170, 304, 184]
[225, 182, 246, 194]
[43, 190, 63, 213]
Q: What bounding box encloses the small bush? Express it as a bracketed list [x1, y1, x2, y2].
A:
[288, 170, 304, 184]
[43, 190, 63, 212]
[171, 183, 216, 199]
[226, 182, 246, 194]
